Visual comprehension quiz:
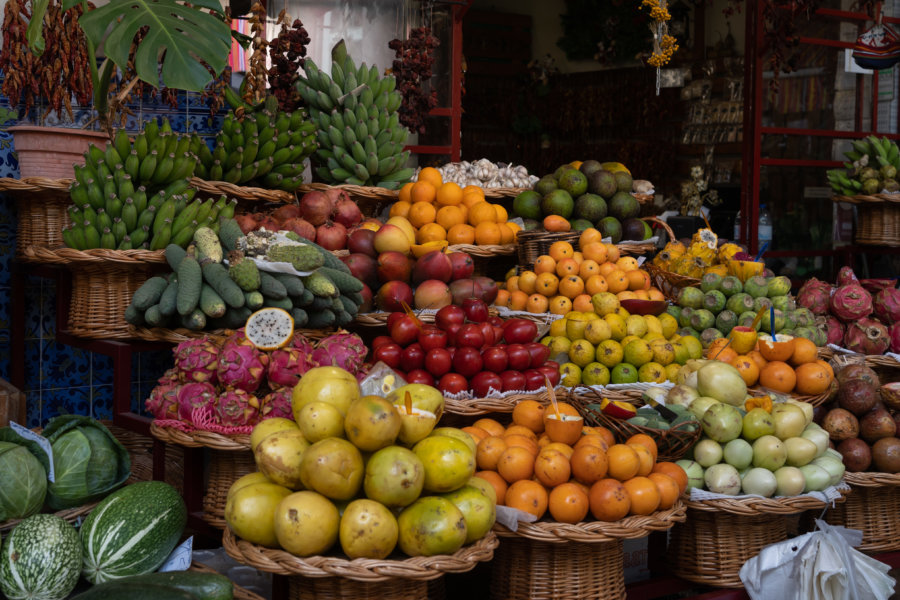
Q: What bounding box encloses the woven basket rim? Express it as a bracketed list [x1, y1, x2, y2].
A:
[190, 561, 265, 600]
[833, 193, 900, 204]
[128, 326, 332, 344]
[446, 243, 517, 257]
[354, 307, 500, 328]
[842, 471, 900, 487]
[21, 245, 167, 266]
[222, 527, 498, 581]
[296, 182, 398, 201]
[0, 175, 74, 194]
[682, 487, 850, 515]
[150, 421, 251, 450]
[190, 177, 296, 203]
[643, 262, 702, 287]
[0, 500, 99, 533]
[443, 388, 574, 416]
[493, 501, 686, 543]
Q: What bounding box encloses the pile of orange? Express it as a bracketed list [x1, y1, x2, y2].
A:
[394, 167, 520, 247]
[495, 232, 665, 315]
[707, 335, 835, 396]
[467, 400, 688, 524]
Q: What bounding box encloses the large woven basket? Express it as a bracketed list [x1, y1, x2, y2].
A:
[643, 262, 700, 302]
[834, 193, 900, 247]
[190, 177, 295, 204]
[819, 471, 900, 553]
[0, 177, 74, 256]
[296, 183, 397, 219]
[667, 492, 848, 588]
[516, 230, 582, 271]
[128, 326, 333, 345]
[442, 388, 577, 419]
[491, 503, 685, 600]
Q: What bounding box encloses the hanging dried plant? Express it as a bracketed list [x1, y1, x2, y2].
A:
[388, 27, 439, 134]
[267, 10, 310, 112]
[243, 1, 269, 106]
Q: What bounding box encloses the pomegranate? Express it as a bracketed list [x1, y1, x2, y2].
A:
[315, 221, 348, 250]
[234, 214, 258, 234]
[891, 322, 900, 353]
[280, 217, 316, 241]
[299, 190, 334, 226]
[323, 187, 351, 208]
[255, 214, 280, 231]
[271, 203, 301, 223]
[844, 317, 890, 355]
[874, 287, 900, 324]
[831, 284, 873, 322]
[332, 197, 363, 229]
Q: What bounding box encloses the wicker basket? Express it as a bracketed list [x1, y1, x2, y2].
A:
[190, 561, 266, 600]
[190, 177, 295, 204]
[0, 177, 74, 256]
[819, 471, 900, 553]
[571, 388, 700, 462]
[353, 307, 500, 328]
[442, 388, 576, 418]
[833, 193, 900, 247]
[491, 503, 685, 600]
[516, 230, 582, 271]
[643, 262, 700, 302]
[0, 501, 98, 534]
[667, 492, 848, 588]
[127, 326, 333, 345]
[296, 183, 396, 220]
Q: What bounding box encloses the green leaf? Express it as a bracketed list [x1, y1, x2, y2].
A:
[75, 0, 232, 93]
[25, 0, 50, 56]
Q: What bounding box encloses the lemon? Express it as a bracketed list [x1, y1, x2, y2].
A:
[610, 363, 639, 384]
[603, 314, 627, 341]
[541, 336, 553, 346]
[658, 313, 679, 339]
[584, 319, 612, 345]
[642, 332, 666, 343]
[548, 336, 572, 357]
[559, 363, 583, 386]
[581, 362, 611, 386]
[620, 335, 641, 350]
[595, 340, 624, 368]
[568, 339, 596, 368]
[681, 335, 704, 360]
[566, 313, 592, 340]
[623, 338, 654, 367]
[665, 363, 682, 382]
[612, 306, 630, 319]
[638, 362, 667, 384]
[549, 318, 568, 338]
[624, 315, 648, 338]
[591, 292, 620, 316]
[671, 340, 691, 365]
[649, 339, 676, 366]
[643, 315, 663, 336]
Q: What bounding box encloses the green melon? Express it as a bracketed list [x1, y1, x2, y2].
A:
[0, 514, 82, 600]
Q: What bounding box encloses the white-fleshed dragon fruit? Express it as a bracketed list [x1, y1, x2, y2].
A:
[259, 388, 294, 420]
[215, 389, 260, 426]
[311, 332, 367, 374]
[217, 341, 269, 393]
[267, 347, 314, 389]
[173, 337, 220, 384]
[177, 382, 218, 423]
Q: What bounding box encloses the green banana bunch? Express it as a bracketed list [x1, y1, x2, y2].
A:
[197, 94, 317, 191]
[295, 40, 414, 190]
[828, 135, 900, 196]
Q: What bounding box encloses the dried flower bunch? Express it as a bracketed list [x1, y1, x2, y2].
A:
[641, 0, 678, 67]
[267, 9, 311, 113]
[388, 26, 439, 134]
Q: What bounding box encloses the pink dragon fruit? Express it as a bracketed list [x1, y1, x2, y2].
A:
[844, 317, 890, 355]
[874, 287, 900, 324]
[217, 343, 269, 392]
[267, 347, 314, 389]
[822, 315, 845, 346]
[837, 266, 859, 287]
[291, 332, 315, 355]
[797, 279, 833, 315]
[311, 333, 367, 374]
[215, 389, 260, 427]
[259, 388, 294, 420]
[145, 380, 181, 419]
[891, 322, 900, 353]
[176, 381, 218, 423]
[831, 284, 874, 322]
[173, 337, 220, 384]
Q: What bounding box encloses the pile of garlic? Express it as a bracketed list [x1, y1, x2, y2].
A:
[415, 159, 539, 188]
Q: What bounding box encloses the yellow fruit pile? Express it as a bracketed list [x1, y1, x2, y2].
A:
[392, 166, 519, 247]
[652, 228, 742, 279]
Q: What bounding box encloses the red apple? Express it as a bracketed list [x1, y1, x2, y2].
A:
[347, 228, 377, 257]
[478, 322, 495, 348]
[425, 348, 452, 377]
[387, 312, 407, 330]
[401, 343, 426, 371]
[506, 344, 531, 371]
[525, 342, 551, 368]
[487, 316, 503, 327]
[390, 316, 420, 347]
[471, 371, 503, 397]
[376, 281, 414, 313]
[412, 250, 453, 284]
[418, 326, 448, 352]
[405, 369, 434, 386]
[492, 326, 504, 345]
[524, 369, 545, 391]
[452, 346, 483, 378]
[481, 346, 508, 373]
[342, 253, 378, 290]
[447, 346, 457, 361]
[449, 279, 484, 306]
[435, 305, 465, 331]
[499, 370, 526, 392]
[359, 283, 373, 313]
[438, 373, 468, 395]
[537, 365, 561, 387]
[455, 324, 485, 348]
[473, 276, 499, 305]
[502, 319, 539, 344]
[448, 252, 474, 281]
[414, 279, 452, 310]
[445, 322, 462, 346]
[463, 297, 489, 323]
[371, 336, 394, 351]
[377, 251, 412, 283]
[373, 343, 402, 369]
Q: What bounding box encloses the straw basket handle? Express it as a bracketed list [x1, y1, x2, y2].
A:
[642, 216, 675, 244]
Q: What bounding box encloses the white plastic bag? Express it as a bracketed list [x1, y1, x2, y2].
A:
[740, 519, 895, 600]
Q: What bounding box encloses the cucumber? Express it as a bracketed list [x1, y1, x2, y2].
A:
[217, 218, 244, 252]
[71, 571, 233, 600]
[306, 308, 336, 328]
[296, 289, 314, 307]
[244, 290, 264, 310]
[132, 276, 169, 311]
[124, 303, 145, 326]
[164, 243, 187, 271]
[259, 271, 288, 299]
[318, 267, 363, 293]
[144, 304, 166, 327]
[176, 255, 203, 316]
[335, 309, 353, 327]
[263, 296, 294, 311]
[310, 295, 333, 311]
[158, 275, 179, 316]
[274, 273, 305, 297]
[291, 308, 309, 327]
[339, 295, 359, 316]
[71, 582, 197, 600]
[181, 307, 207, 330]
[212, 306, 252, 330]
[200, 283, 227, 318]
[201, 262, 245, 308]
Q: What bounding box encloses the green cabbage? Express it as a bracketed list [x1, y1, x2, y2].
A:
[0, 439, 47, 522]
[43, 416, 131, 510]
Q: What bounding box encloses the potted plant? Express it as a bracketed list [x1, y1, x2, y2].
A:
[0, 0, 235, 178]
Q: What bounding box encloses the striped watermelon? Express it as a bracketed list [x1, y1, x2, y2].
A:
[0, 514, 82, 600]
[80, 481, 186, 584]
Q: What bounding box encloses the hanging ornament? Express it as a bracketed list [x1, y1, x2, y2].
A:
[852, 2, 900, 70]
[641, 0, 679, 95]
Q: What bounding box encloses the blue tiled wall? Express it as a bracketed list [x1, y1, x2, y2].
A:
[0, 89, 226, 428]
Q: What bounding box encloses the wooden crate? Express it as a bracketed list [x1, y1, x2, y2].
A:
[0, 379, 26, 428]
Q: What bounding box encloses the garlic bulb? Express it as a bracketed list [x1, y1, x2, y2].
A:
[417, 159, 538, 188]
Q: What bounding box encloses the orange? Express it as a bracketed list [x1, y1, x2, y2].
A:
[790, 337, 818, 366]
[731, 355, 761, 387]
[505, 479, 548, 519]
[597, 261, 617, 277]
[606, 444, 640, 481]
[462, 185, 485, 200]
[468, 202, 497, 226]
[534, 448, 571, 487]
[436, 181, 463, 206]
[504, 434, 539, 457]
[517, 271, 537, 294]
[626, 270, 651, 291]
[579, 228, 604, 249]
[626, 434, 658, 462]
[495, 289, 510, 307]
[549, 295, 572, 315]
[624, 476, 661, 515]
[559, 276, 585, 299]
[389, 200, 412, 219]
[578, 259, 600, 280]
[474, 470, 507, 505]
[604, 243, 620, 263]
[398, 182, 415, 204]
[526, 294, 549, 314]
[410, 180, 437, 204]
[582, 242, 609, 264]
[585, 274, 609, 295]
[436, 205, 465, 230]
[648, 289, 665, 301]
[647, 472, 680, 510]
[816, 359, 835, 379]
[506, 276, 520, 293]
[447, 223, 475, 245]
[589, 478, 631, 521]
[573, 252, 584, 266]
[651, 462, 689, 495]
[549, 402, 580, 417]
[498, 223, 516, 244]
[707, 338, 730, 357]
[748, 350, 768, 372]
[505, 221, 521, 239]
[504, 425, 538, 441]
[758, 361, 797, 394]
[474, 221, 502, 245]
[476, 436, 508, 471]
[534, 255, 557, 275]
[473, 418, 506, 438]
[572, 294, 594, 313]
[512, 399, 546, 433]
[713, 346, 738, 365]
[616, 290, 637, 302]
[537, 433, 551, 449]
[629, 443, 655, 477]
[575, 434, 609, 452]
[616, 256, 639, 272]
[497, 446, 536, 483]
[556, 258, 580, 278]
[460, 426, 490, 444]
[543, 215, 571, 232]
[544, 442, 575, 459]
[605, 269, 629, 293]
[633, 290, 650, 300]
[458, 203, 469, 222]
[462, 192, 484, 210]
[569, 444, 609, 485]
[494, 204, 508, 223]
[590, 426, 616, 448]
[568, 479, 591, 499]
[758, 335, 796, 362]
[548, 482, 590, 524]
[507, 290, 529, 311]
[408, 201, 437, 228]
[535, 272, 559, 297]
[417, 166, 443, 189]
[548, 241, 574, 262]
[416, 223, 447, 243]
[795, 362, 833, 396]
